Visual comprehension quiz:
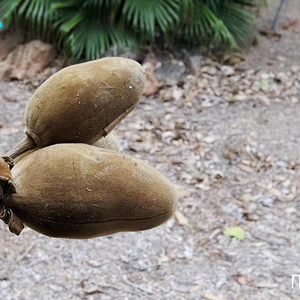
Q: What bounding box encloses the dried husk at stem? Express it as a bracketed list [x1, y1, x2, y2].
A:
[0, 157, 24, 235]
[4, 144, 178, 239]
[6, 57, 145, 159]
[0, 157, 16, 196]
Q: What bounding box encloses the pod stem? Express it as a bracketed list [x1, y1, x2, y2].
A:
[0, 203, 10, 224]
[4, 135, 36, 159]
[0, 159, 13, 224]
[0, 203, 24, 235]
[0, 159, 24, 235]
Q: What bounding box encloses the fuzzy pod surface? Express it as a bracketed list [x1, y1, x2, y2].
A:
[4, 144, 177, 239]
[7, 57, 145, 159]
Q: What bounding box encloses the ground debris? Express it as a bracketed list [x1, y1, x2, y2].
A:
[1, 2, 300, 297]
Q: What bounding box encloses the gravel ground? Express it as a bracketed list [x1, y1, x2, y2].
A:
[1, 1, 300, 299]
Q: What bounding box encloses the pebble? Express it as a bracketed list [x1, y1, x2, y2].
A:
[221, 65, 235, 76]
[259, 195, 275, 207]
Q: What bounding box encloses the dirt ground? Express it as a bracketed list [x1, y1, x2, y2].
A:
[0, 1, 300, 299]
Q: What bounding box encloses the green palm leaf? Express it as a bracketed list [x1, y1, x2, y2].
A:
[122, 0, 180, 40]
[0, 0, 265, 60]
[50, 0, 136, 60]
[178, 0, 258, 48]
[66, 22, 136, 60]
[0, 0, 23, 26]
[0, 0, 51, 38]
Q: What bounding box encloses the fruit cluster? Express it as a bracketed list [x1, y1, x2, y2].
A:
[0, 57, 178, 239]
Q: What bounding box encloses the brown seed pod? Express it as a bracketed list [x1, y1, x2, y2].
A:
[6, 57, 145, 159]
[4, 144, 178, 239]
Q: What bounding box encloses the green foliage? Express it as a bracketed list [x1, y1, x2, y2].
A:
[49, 0, 137, 60]
[178, 0, 262, 48]
[0, 0, 52, 38]
[0, 0, 264, 61]
[121, 0, 180, 39]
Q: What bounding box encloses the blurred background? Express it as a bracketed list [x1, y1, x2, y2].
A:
[0, 0, 300, 299]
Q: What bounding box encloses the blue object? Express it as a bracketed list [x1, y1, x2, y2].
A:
[0, 22, 2, 29]
[271, 0, 286, 31]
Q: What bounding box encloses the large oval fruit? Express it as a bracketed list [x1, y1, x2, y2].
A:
[6, 57, 145, 159]
[4, 144, 177, 239]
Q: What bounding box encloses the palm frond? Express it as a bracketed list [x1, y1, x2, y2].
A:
[50, 0, 136, 60]
[122, 0, 180, 40]
[0, 0, 23, 27]
[0, 0, 266, 60]
[0, 0, 52, 39]
[213, 0, 256, 46]
[66, 22, 136, 60]
[178, 0, 259, 48]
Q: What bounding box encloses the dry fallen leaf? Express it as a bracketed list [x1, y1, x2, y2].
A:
[267, 188, 285, 201]
[177, 188, 192, 198]
[202, 136, 216, 144]
[172, 86, 184, 102]
[224, 226, 245, 240]
[228, 93, 247, 103]
[143, 61, 160, 97]
[282, 19, 298, 30]
[195, 183, 210, 191]
[232, 274, 253, 286]
[239, 164, 254, 173]
[174, 211, 189, 226]
[256, 182, 285, 201]
[203, 291, 226, 300]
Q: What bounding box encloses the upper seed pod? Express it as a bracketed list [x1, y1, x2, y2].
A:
[4, 144, 178, 238]
[6, 57, 145, 159]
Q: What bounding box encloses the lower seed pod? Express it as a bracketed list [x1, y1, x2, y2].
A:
[4, 144, 177, 238]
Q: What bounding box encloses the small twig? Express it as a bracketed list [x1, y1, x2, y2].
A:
[228, 179, 258, 187]
[13, 283, 36, 300]
[15, 242, 37, 264]
[0, 242, 37, 278]
[121, 274, 153, 294]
